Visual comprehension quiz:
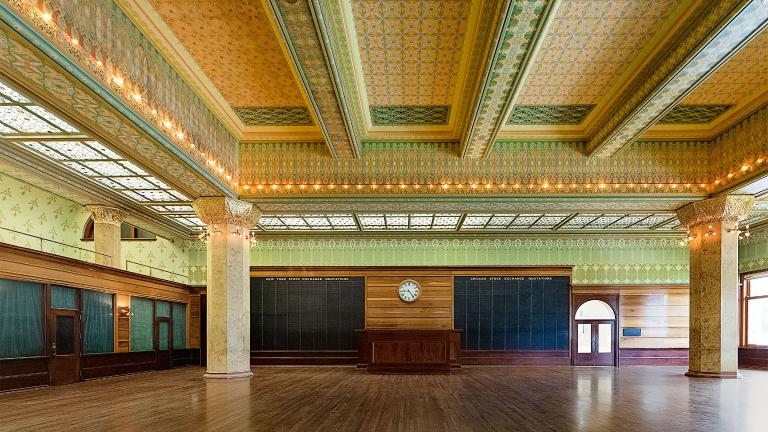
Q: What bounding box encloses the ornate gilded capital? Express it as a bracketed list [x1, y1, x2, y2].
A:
[193, 197, 260, 228]
[86, 205, 127, 226]
[676, 195, 754, 228]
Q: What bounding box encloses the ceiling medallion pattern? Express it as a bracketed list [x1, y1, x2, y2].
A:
[370, 105, 450, 126]
[461, 0, 551, 158]
[234, 106, 314, 127]
[517, 0, 680, 106]
[0, 28, 219, 198]
[683, 28, 768, 105]
[588, 0, 768, 157]
[658, 104, 734, 124]
[149, 0, 307, 108]
[506, 105, 595, 125]
[351, 0, 471, 106]
[3, 0, 239, 179]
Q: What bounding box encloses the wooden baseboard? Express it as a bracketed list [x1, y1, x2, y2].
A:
[619, 348, 689, 366]
[251, 351, 358, 365]
[739, 347, 768, 368]
[0, 357, 49, 391]
[460, 350, 570, 366]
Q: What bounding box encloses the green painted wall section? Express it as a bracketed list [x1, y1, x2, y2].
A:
[0, 172, 191, 283]
[233, 238, 689, 285]
[0, 172, 91, 259]
[739, 228, 768, 273]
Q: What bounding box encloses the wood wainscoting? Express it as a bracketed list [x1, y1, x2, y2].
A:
[739, 348, 768, 369]
[0, 243, 201, 391]
[574, 284, 690, 366]
[461, 350, 569, 365]
[81, 349, 201, 380]
[0, 357, 49, 391]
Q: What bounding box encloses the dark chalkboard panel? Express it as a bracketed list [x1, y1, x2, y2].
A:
[454, 276, 570, 351]
[250, 277, 364, 351]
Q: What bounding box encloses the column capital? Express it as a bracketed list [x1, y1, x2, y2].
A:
[193, 197, 260, 228]
[676, 195, 754, 228]
[86, 205, 127, 226]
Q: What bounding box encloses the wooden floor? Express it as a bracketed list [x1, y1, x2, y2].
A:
[1, 366, 767, 431]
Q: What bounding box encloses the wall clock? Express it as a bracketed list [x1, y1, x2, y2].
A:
[398, 279, 421, 303]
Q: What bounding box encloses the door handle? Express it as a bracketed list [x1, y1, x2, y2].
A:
[51, 343, 57, 358]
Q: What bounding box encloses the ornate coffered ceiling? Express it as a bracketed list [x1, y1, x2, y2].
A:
[2, 0, 768, 235]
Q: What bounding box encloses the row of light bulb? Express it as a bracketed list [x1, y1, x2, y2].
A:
[37, 7, 236, 188]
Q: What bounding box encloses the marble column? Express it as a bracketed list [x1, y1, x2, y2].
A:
[85, 205, 126, 268]
[676, 195, 754, 378]
[193, 197, 259, 379]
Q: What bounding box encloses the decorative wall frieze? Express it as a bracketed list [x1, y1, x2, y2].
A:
[460, 0, 554, 158]
[1, 0, 239, 184]
[239, 140, 713, 194]
[676, 195, 754, 228]
[587, 0, 768, 157]
[0, 24, 221, 198]
[193, 197, 260, 228]
[264, 0, 360, 159]
[86, 205, 127, 226]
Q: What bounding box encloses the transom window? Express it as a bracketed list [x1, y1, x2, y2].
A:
[575, 300, 616, 320]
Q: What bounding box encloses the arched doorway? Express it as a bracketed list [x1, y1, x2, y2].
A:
[572, 296, 618, 366]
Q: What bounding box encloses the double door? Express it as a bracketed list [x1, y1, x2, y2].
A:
[573, 320, 615, 366]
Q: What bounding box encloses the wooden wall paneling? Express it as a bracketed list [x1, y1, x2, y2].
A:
[189, 294, 201, 348]
[739, 348, 768, 368]
[616, 285, 690, 351]
[81, 352, 157, 380]
[365, 275, 453, 329]
[0, 244, 191, 302]
[619, 348, 689, 366]
[0, 357, 49, 391]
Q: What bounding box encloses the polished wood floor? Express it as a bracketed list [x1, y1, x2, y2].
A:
[1, 366, 767, 431]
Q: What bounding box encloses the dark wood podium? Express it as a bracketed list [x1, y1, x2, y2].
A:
[356, 329, 461, 374]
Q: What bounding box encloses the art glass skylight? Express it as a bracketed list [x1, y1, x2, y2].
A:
[0, 77, 194, 231]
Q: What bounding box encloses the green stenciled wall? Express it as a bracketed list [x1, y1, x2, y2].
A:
[0, 172, 191, 283]
[739, 227, 768, 273]
[0, 172, 91, 259]
[239, 237, 690, 285]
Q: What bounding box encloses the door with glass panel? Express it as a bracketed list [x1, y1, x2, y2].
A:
[155, 316, 173, 370]
[573, 297, 617, 366]
[48, 285, 81, 385]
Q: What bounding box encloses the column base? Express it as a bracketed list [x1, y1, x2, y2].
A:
[685, 370, 741, 379]
[203, 370, 253, 379]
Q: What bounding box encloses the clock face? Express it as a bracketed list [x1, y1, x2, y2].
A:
[398, 280, 421, 302]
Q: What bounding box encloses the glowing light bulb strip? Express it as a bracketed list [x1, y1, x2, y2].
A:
[31, 5, 237, 189]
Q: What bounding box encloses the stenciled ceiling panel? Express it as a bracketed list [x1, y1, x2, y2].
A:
[351, 0, 471, 116]
[682, 28, 768, 105]
[148, 0, 308, 119]
[516, 0, 680, 107]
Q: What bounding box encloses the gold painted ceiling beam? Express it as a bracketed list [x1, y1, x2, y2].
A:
[587, 0, 768, 158]
[263, 0, 361, 159]
[459, 0, 559, 158]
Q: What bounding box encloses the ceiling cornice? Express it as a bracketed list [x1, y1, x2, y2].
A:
[587, 0, 768, 157]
